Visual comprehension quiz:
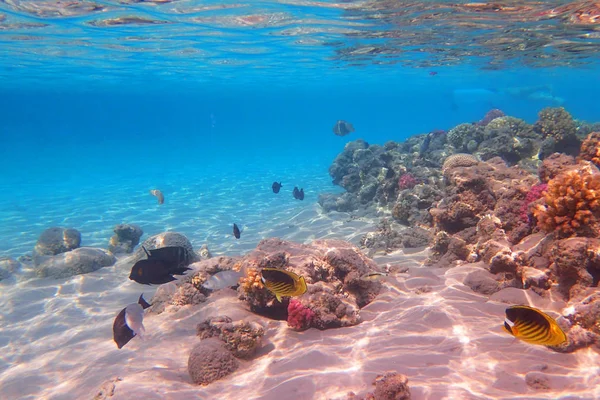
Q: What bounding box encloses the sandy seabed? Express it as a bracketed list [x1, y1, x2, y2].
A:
[0, 173, 599, 400]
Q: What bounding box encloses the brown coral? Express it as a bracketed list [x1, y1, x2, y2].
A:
[533, 168, 600, 238]
[578, 131, 600, 168]
[442, 153, 479, 173]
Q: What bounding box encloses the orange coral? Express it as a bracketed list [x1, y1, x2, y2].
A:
[533, 168, 600, 238]
[578, 131, 600, 168]
[239, 267, 264, 295]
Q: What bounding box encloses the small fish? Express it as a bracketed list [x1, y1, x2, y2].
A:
[360, 272, 388, 281]
[272, 182, 282, 194]
[113, 294, 152, 349]
[503, 305, 567, 346]
[293, 187, 304, 201]
[149, 189, 164, 205]
[202, 270, 244, 290]
[260, 267, 307, 302]
[233, 223, 241, 239]
[333, 120, 355, 137]
[429, 71, 438, 76]
[129, 246, 191, 285]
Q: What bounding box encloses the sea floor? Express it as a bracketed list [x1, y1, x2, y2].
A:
[0, 162, 599, 400]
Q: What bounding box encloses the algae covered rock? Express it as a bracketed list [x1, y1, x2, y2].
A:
[36, 247, 116, 278]
[33, 227, 81, 262]
[108, 224, 143, 254]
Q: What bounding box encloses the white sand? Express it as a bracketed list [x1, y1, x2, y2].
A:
[1, 221, 599, 400]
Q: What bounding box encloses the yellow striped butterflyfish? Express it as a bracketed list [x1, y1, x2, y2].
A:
[260, 268, 307, 302]
[503, 305, 567, 346]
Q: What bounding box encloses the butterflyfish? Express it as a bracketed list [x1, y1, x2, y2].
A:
[502, 305, 567, 346]
[260, 268, 307, 302]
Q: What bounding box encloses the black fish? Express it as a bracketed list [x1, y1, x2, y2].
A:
[145, 246, 189, 265]
[233, 223, 241, 239]
[113, 294, 152, 349]
[293, 187, 304, 201]
[272, 182, 282, 193]
[129, 246, 191, 285]
[333, 120, 355, 136]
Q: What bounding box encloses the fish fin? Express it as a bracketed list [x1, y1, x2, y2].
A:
[275, 293, 282, 302]
[298, 276, 307, 294]
[142, 246, 151, 258]
[138, 294, 152, 309]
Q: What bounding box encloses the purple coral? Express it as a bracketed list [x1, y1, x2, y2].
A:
[398, 173, 418, 190]
[287, 299, 315, 331]
[478, 108, 505, 126]
[520, 183, 548, 222]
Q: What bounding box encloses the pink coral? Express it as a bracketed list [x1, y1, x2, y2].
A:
[520, 183, 548, 222]
[398, 173, 417, 190]
[287, 299, 315, 331]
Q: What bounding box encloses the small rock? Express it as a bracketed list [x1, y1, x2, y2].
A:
[108, 224, 143, 254]
[188, 338, 239, 385]
[36, 247, 116, 279]
[33, 227, 81, 261]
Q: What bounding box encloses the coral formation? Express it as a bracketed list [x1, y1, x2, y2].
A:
[366, 372, 411, 400]
[478, 108, 505, 126]
[520, 183, 547, 222]
[533, 168, 600, 238]
[578, 131, 600, 168]
[398, 173, 417, 190]
[441, 153, 479, 173]
[287, 299, 315, 331]
[188, 338, 239, 385]
[197, 316, 265, 359]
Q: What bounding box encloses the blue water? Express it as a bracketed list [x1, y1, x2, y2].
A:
[0, 0, 599, 258]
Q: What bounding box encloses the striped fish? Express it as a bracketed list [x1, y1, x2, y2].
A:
[260, 268, 307, 302]
[503, 305, 567, 346]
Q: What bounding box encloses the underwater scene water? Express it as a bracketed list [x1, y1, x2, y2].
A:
[1, 1, 600, 399]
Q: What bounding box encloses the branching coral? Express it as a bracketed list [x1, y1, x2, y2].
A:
[578, 131, 600, 168]
[533, 169, 600, 238]
[239, 267, 264, 295]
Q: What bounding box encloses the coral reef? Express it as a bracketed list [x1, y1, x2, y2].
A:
[196, 316, 265, 359]
[236, 238, 381, 328]
[533, 167, 600, 238]
[577, 131, 600, 168]
[188, 338, 239, 385]
[108, 223, 143, 254]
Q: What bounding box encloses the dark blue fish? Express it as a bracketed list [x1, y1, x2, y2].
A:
[272, 182, 282, 193]
[129, 246, 191, 285]
[233, 223, 241, 239]
[293, 187, 304, 201]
